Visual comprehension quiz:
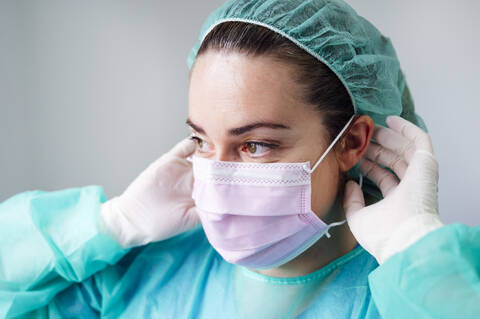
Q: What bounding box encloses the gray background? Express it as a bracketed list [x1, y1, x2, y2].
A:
[1, 1, 478, 225]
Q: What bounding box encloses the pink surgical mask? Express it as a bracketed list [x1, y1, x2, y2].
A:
[191, 115, 357, 269]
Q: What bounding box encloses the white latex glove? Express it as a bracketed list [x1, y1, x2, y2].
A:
[344, 116, 444, 264]
[99, 137, 200, 248]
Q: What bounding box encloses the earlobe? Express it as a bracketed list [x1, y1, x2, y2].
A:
[336, 115, 374, 172]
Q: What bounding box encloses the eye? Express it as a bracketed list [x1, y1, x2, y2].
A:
[189, 135, 212, 153]
[241, 142, 277, 158]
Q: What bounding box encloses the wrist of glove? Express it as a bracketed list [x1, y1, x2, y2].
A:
[377, 213, 444, 264]
[99, 196, 151, 249]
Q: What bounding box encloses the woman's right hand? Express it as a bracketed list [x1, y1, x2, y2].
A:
[99, 137, 200, 248]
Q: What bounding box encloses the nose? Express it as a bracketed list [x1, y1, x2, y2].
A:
[215, 148, 235, 162]
[208, 142, 241, 162]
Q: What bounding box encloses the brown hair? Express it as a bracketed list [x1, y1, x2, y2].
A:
[193, 21, 355, 143]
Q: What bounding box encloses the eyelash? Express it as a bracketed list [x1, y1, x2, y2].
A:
[189, 135, 278, 158]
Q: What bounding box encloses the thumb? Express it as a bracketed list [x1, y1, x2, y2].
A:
[344, 180, 365, 220]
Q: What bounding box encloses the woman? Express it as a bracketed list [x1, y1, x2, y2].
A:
[1, 0, 478, 318]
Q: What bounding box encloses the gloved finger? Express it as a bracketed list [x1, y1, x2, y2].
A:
[145, 137, 196, 173]
[365, 142, 408, 180]
[167, 136, 197, 159]
[373, 124, 416, 165]
[344, 180, 365, 217]
[360, 158, 399, 197]
[386, 116, 434, 155]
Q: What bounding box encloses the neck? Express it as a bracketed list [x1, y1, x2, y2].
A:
[250, 198, 358, 278]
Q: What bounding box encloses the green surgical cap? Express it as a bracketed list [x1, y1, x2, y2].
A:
[186, 0, 427, 200]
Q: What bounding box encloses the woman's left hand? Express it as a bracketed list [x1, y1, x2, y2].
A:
[343, 115, 444, 264]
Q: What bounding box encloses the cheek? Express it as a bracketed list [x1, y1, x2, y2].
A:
[309, 155, 340, 219]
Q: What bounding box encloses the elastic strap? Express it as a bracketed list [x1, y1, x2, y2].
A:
[324, 219, 347, 238]
[304, 114, 356, 174]
[324, 173, 363, 239]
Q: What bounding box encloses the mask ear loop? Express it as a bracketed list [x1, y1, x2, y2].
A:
[303, 114, 356, 174]
[324, 168, 364, 239]
[324, 220, 347, 238]
[302, 114, 356, 238]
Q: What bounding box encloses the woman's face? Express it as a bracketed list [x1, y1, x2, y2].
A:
[187, 51, 345, 220]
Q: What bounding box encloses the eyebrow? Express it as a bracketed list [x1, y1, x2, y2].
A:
[185, 118, 290, 136]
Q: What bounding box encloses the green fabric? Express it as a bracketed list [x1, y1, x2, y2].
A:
[369, 223, 480, 319]
[232, 246, 369, 318]
[1, 187, 479, 318]
[185, 0, 428, 199]
[0, 187, 381, 318]
[0, 187, 129, 318]
[186, 0, 426, 130]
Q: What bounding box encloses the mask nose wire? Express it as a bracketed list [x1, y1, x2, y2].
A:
[302, 114, 357, 174]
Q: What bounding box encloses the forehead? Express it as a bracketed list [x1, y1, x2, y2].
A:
[188, 51, 310, 129]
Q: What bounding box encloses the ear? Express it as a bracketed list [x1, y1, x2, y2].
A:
[335, 115, 374, 172]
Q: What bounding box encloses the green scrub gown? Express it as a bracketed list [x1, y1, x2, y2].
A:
[0, 186, 479, 318]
